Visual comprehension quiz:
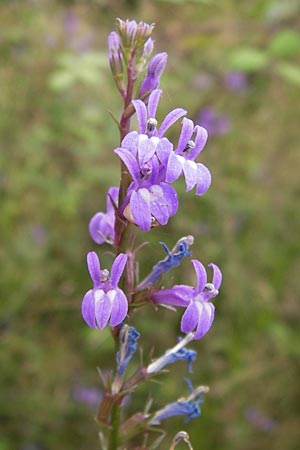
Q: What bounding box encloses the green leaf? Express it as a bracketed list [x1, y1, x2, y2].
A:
[275, 62, 300, 86]
[268, 30, 300, 58]
[228, 48, 268, 72]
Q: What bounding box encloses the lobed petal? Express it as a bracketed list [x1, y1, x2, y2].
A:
[81, 290, 96, 328]
[138, 135, 157, 166]
[191, 259, 207, 292]
[160, 183, 178, 217]
[194, 302, 215, 340]
[182, 159, 198, 192]
[89, 212, 106, 244]
[121, 131, 139, 156]
[166, 152, 183, 183]
[176, 117, 194, 153]
[114, 148, 140, 183]
[95, 289, 112, 329]
[208, 263, 222, 290]
[156, 137, 173, 165]
[195, 163, 212, 195]
[130, 189, 151, 231]
[109, 288, 128, 326]
[158, 108, 187, 138]
[147, 89, 162, 118]
[106, 186, 119, 212]
[110, 253, 128, 287]
[132, 99, 147, 133]
[188, 126, 208, 160]
[181, 300, 199, 334]
[153, 285, 193, 307]
[150, 185, 169, 225]
[87, 252, 101, 286]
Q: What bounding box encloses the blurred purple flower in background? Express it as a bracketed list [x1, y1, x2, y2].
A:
[196, 107, 231, 136]
[244, 407, 277, 431]
[73, 384, 102, 407]
[223, 71, 248, 92]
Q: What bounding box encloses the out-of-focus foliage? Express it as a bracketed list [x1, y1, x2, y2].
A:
[1, 1, 300, 449]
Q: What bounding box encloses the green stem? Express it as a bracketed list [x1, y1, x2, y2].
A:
[108, 402, 121, 450]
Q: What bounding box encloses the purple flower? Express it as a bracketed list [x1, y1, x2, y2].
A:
[115, 135, 178, 232]
[73, 385, 102, 407]
[223, 71, 248, 92]
[132, 89, 187, 138]
[139, 52, 168, 97]
[166, 117, 211, 195]
[89, 187, 118, 245]
[196, 107, 231, 136]
[152, 260, 222, 340]
[81, 252, 128, 329]
[116, 19, 154, 50]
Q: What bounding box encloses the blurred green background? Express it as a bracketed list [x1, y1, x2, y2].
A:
[1, 0, 300, 449]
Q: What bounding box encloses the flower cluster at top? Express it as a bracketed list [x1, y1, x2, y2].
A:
[82, 19, 222, 342]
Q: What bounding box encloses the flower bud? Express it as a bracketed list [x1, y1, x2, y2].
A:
[139, 52, 168, 97]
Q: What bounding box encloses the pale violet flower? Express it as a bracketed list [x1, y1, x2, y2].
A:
[152, 260, 222, 340]
[89, 186, 118, 245]
[166, 117, 211, 195]
[81, 252, 128, 329]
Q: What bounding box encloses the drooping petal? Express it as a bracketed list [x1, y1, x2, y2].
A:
[188, 126, 208, 160]
[130, 189, 151, 231]
[166, 151, 183, 183]
[94, 290, 112, 329]
[181, 300, 199, 334]
[191, 259, 207, 293]
[158, 108, 187, 138]
[109, 288, 128, 326]
[87, 252, 101, 287]
[81, 290, 96, 328]
[110, 253, 128, 287]
[160, 183, 178, 217]
[149, 185, 169, 225]
[114, 148, 140, 183]
[132, 99, 147, 134]
[195, 163, 212, 195]
[176, 118, 194, 153]
[147, 89, 162, 118]
[181, 159, 198, 192]
[208, 263, 222, 290]
[194, 302, 215, 340]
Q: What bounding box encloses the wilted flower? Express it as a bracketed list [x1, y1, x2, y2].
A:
[149, 384, 208, 425]
[81, 252, 128, 329]
[152, 260, 222, 339]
